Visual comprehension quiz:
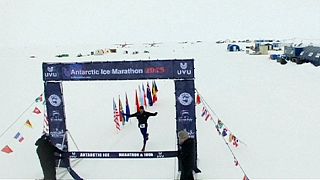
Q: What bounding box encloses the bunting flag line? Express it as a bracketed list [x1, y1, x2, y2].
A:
[146, 82, 153, 106]
[125, 93, 131, 122]
[33, 107, 41, 114]
[113, 98, 121, 131]
[0, 93, 44, 149]
[24, 120, 33, 128]
[201, 103, 242, 147]
[14, 132, 24, 143]
[1, 145, 13, 154]
[196, 88, 249, 179]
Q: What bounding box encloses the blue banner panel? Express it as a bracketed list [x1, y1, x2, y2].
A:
[44, 82, 70, 167]
[173, 60, 195, 79]
[66, 151, 178, 159]
[43, 59, 194, 81]
[175, 80, 196, 138]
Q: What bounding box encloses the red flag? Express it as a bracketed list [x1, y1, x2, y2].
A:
[135, 90, 140, 112]
[196, 94, 201, 104]
[33, 107, 41, 114]
[118, 96, 125, 125]
[243, 175, 249, 180]
[1, 145, 13, 154]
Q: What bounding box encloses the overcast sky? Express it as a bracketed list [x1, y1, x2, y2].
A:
[1, 0, 320, 48]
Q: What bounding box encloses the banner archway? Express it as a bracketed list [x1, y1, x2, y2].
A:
[42, 59, 197, 176]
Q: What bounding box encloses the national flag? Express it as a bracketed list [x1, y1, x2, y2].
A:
[217, 119, 224, 129]
[229, 134, 234, 143]
[14, 132, 24, 143]
[152, 81, 158, 103]
[138, 85, 144, 108]
[205, 113, 211, 121]
[201, 107, 207, 117]
[196, 94, 201, 104]
[146, 82, 153, 106]
[1, 145, 13, 154]
[135, 90, 140, 112]
[222, 128, 228, 137]
[118, 96, 125, 125]
[33, 107, 41, 114]
[113, 98, 120, 131]
[24, 120, 33, 128]
[153, 80, 158, 93]
[125, 93, 131, 122]
[35, 93, 43, 103]
[142, 83, 147, 107]
[234, 158, 239, 166]
[243, 175, 249, 180]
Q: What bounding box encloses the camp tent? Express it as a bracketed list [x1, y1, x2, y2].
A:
[227, 44, 240, 52]
[298, 46, 320, 66]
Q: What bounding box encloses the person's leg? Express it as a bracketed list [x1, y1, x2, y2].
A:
[45, 160, 57, 180]
[39, 159, 48, 179]
[180, 169, 194, 180]
[139, 127, 148, 143]
[185, 169, 194, 180]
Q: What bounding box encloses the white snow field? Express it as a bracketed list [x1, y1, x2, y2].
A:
[0, 41, 320, 179]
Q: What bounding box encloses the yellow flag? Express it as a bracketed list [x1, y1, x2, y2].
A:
[25, 120, 33, 128]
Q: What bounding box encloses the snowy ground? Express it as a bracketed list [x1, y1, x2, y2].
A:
[1, 41, 320, 179]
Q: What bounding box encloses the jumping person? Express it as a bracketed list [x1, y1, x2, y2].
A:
[125, 106, 158, 151]
[35, 134, 65, 180]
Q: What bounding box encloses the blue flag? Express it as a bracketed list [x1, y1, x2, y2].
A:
[146, 82, 153, 106]
[125, 93, 131, 122]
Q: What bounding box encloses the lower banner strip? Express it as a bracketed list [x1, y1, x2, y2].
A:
[66, 151, 178, 159]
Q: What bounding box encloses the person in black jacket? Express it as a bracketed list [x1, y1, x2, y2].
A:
[178, 130, 195, 180]
[125, 106, 158, 151]
[35, 134, 65, 180]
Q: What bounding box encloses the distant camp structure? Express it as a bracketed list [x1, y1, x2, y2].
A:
[227, 44, 240, 52]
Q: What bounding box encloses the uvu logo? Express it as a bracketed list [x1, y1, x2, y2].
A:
[45, 66, 58, 78]
[177, 62, 192, 75]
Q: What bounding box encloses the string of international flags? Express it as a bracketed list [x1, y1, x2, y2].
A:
[196, 89, 250, 180]
[113, 80, 158, 132]
[1, 93, 46, 154]
[1, 84, 249, 179]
